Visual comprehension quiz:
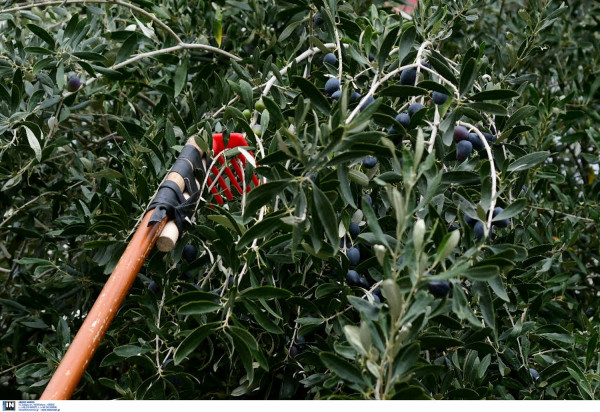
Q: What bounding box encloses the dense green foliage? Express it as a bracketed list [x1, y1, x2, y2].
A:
[1, 0, 599, 400]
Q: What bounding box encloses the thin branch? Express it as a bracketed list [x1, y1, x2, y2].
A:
[65, 44, 239, 99]
[345, 62, 414, 124]
[111, 0, 181, 43]
[1, 0, 182, 43]
[3, 0, 243, 124]
[0, 182, 81, 229]
[0, 241, 27, 296]
[528, 205, 594, 223]
[105, 42, 239, 76]
[504, 303, 527, 369]
[262, 43, 338, 97]
[417, 62, 460, 98]
[136, 92, 157, 107]
[457, 121, 498, 235]
[346, 41, 437, 124]
[426, 104, 441, 152]
[199, 257, 220, 289]
[158, 347, 174, 376]
[235, 203, 266, 287]
[0, 357, 43, 376]
[215, 43, 341, 164]
[155, 280, 168, 369]
[414, 40, 430, 105]
[333, 17, 343, 81]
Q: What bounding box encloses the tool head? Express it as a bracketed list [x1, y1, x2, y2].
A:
[208, 133, 260, 205]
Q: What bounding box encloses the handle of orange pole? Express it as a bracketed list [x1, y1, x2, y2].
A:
[157, 178, 201, 252]
[41, 137, 205, 399]
[40, 211, 167, 400]
[154, 136, 205, 252]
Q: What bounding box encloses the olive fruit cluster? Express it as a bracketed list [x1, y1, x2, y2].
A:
[321, 54, 372, 110]
[463, 207, 509, 241]
[324, 78, 340, 96]
[399, 65, 432, 86]
[345, 270, 369, 288]
[345, 270, 384, 302]
[454, 126, 473, 162]
[177, 243, 198, 279]
[454, 126, 498, 162]
[388, 103, 424, 137]
[348, 221, 360, 238]
[341, 221, 361, 266]
[346, 247, 360, 266]
[388, 112, 410, 135]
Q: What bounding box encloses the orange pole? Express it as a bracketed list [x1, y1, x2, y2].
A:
[41, 211, 167, 400]
[41, 135, 255, 399]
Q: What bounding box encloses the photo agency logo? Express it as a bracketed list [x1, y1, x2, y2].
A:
[2, 401, 16, 411]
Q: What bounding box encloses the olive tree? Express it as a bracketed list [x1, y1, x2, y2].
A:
[0, 0, 598, 400]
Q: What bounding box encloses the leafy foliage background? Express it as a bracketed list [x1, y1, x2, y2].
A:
[1, 0, 599, 400]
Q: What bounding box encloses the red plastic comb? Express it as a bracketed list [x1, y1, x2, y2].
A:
[208, 133, 260, 205]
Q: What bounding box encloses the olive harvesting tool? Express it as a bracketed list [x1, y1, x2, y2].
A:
[41, 133, 259, 400]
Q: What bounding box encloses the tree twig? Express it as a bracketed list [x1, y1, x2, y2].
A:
[457, 121, 498, 235]
[528, 205, 594, 223]
[1, 0, 182, 44]
[0, 357, 43, 376]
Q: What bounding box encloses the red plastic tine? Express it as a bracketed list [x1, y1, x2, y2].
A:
[206, 175, 225, 205]
[212, 133, 225, 153]
[210, 164, 235, 200]
[209, 132, 259, 202]
[226, 137, 260, 187]
[216, 153, 244, 195]
[229, 156, 247, 192]
[208, 135, 234, 200]
[226, 133, 259, 190]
